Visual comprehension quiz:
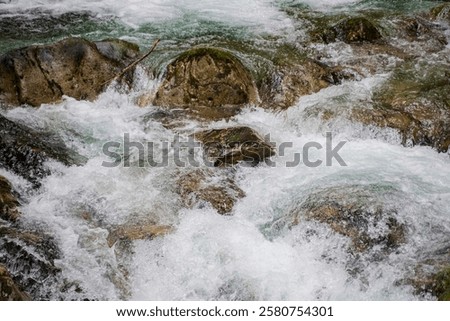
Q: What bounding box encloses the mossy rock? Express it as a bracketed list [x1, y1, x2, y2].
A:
[153, 47, 258, 120]
[432, 267, 450, 301]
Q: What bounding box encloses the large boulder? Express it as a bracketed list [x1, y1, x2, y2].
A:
[177, 169, 245, 215]
[0, 176, 20, 222]
[193, 126, 275, 167]
[0, 265, 30, 301]
[0, 37, 139, 106]
[153, 47, 258, 120]
[0, 114, 85, 187]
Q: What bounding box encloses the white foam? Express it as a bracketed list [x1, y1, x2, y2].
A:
[2, 0, 294, 33]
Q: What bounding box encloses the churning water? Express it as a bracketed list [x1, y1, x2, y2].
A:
[0, 0, 449, 300]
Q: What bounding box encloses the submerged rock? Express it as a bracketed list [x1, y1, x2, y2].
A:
[352, 62, 450, 153]
[0, 265, 30, 301]
[394, 16, 447, 53]
[153, 47, 258, 120]
[287, 185, 406, 252]
[0, 176, 20, 222]
[0, 37, 139, 107]
[0, 11, 101, 41]
[107, 224, 172, 247]
[0, 114, 85, 187]
[324, 17, 382, 44]
[177, 169, 245, 215]
[193, 126, 275, 167]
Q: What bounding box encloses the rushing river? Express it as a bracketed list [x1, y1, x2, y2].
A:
[0, 0, 449, 300]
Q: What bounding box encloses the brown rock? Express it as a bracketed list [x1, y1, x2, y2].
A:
[0, 176, 20, 222]
[0, 225, 60, 299]
[107, 224, 172, 247]
[259, 60, 332, 109]
[394, 16, 447, 53]
[193, 126, 275, 167]
[325, 17, 382, 44]
[0, 265, 30, 301]
[0, 37, 139, 107]
[177, 169, 245, 215]
[153, 47, 258, 120]
[256, 44, 339, 109]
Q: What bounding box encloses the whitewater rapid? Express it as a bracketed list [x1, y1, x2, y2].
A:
[1, 0, 449, 300]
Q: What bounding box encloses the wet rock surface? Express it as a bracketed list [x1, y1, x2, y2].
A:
[0, 114, 85, 187]
[285, 185, 406, 252]
[0, 223, 61, 299]
[353, 61, 450, 153]
[431, 3, 450, 22]
[0, 264, 30, 301]
[405, 244, 450, 301]
[107, 224, 172, 247]
[0, 176, 20, 222]
[324, 17, 383, 44]
[153, 47, 258, 120]
[193, 126, 275, 167]
[177, 169, 245, 215]
[0, 37, 139, 106]
[258, 53, 334, 109]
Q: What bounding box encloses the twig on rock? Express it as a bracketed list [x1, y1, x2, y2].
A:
[102, 38, 161, 87]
